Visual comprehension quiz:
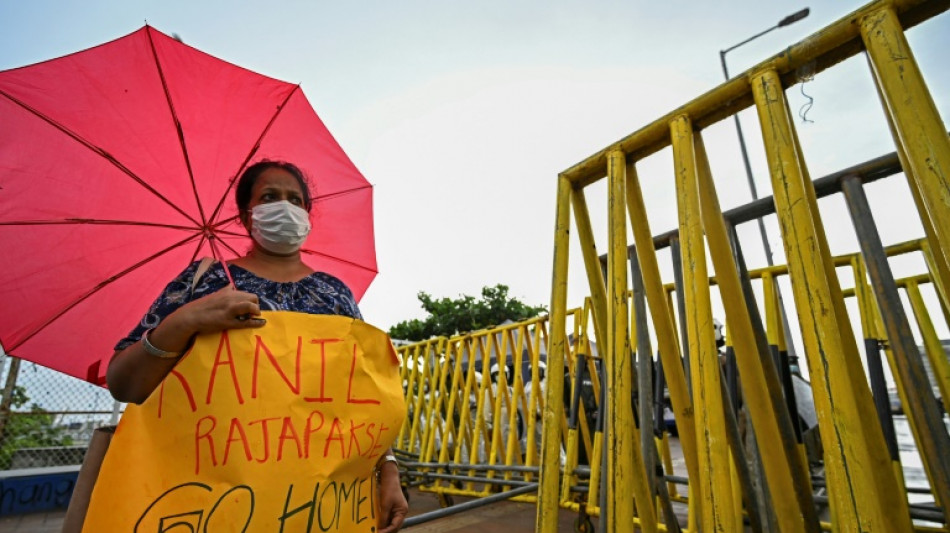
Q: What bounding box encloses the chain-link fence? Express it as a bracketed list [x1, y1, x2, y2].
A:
[0, 351, 123, 471]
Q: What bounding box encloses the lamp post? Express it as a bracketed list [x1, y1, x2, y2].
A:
[720, 7, 809, 268]
[718, 9, 809, 430]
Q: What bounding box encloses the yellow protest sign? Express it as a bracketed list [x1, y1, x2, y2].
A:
[83, 312, 407, 532]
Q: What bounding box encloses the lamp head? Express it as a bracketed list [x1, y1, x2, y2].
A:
[778, 8, 810, 28]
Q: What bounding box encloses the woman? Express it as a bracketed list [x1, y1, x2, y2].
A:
[107, 160, 407, 533]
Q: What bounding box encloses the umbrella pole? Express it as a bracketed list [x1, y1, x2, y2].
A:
[208, 236, 236, 287]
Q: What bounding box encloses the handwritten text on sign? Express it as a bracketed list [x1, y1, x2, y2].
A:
[83, 313, 407, 533]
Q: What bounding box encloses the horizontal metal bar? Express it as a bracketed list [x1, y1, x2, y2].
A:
[810, 477, 933, 495]
[393, 448, 421, 459]
[7, 410, 119, 416]
[401, 461, 540, 474]
[810, 494, 945, 523]
[604, 148, 904, 259]
[404, 470, 536, 487]
[402, 483, 539, 528]
[664, 474, 689, 486]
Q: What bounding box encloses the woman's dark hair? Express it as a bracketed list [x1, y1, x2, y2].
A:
[235, 160, 312, 214]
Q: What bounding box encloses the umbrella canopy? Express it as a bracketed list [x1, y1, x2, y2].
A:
[0, 26, 377, 384]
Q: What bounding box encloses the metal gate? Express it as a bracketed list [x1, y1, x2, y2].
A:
[538, 0, 950, 531]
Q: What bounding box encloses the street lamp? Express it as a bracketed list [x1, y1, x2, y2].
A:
[720, 7, 809, 268]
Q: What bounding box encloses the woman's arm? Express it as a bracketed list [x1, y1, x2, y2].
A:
[107, 286, 266, 404]
[377, 449, 408, 533]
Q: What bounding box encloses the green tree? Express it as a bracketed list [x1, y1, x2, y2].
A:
[389, 284, 546, 341]
[0, 386, 74, 469]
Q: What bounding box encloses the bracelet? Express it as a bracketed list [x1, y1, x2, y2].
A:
[376, 454, 398, 473]
[141, 328, 183, 359]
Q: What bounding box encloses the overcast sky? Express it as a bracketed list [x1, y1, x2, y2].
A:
[2, 1, 949, 358]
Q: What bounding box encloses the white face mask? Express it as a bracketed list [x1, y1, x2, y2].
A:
[249, 201, 312, 254]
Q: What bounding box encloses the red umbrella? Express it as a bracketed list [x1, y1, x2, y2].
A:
[0, 26, 377, 385]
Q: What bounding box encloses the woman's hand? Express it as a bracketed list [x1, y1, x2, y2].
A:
[107, 286, 266, 404]
[177, 285, 267, 334]
[377, 461, 408, 533]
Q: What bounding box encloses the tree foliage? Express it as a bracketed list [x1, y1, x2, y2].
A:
[0, 385, 74, 469]
[388, 284, 546, 341]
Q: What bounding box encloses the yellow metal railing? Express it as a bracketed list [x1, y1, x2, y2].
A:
[390, 1, 950, 531]
[539, 0, 950, 531]
[394, 244, 949, 527]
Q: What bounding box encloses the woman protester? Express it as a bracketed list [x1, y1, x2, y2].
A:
[107, 160, 408, 533]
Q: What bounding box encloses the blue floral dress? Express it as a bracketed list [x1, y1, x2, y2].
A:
[115, 261, 362, 351]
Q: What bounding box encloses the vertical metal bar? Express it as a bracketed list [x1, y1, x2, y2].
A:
[525, 322, 543, 474]
[438, 342, 466, 466]
[505, 330, 526, 472]
[751, 66, 912, 531]
[572, 188, 610, 355]
[471, 338, 493, 468]
[624, 160, 701, 498]
[906, 281, 950, 416]
[653, 446, 683, 533]
[866, 293, 915, 501]
[455, 342, 479, 476]
[588, 357, 606, 518]
[110, 400, 122, 425]
[0, 356, 22, 441]
[670, 235, 692, 394]
[599, 364, 609, 533]
[852, 255, 905, 479]
[653, 353, 666, 436]
[762, 271, 804, 443]
[861, 6, 950, 301]
[717, 363, 765, 533]
[730, 228, 808, 529]
[421, 341, 447, 465]
[864, 39, 950, 328]
[536, 174, 571, 532]
[562, 350, 586, 501]
[724, 344, 739, 414]
[488, 334, 509, 469]
[404, 343, 426, 452]
[670, 115, 735, 532]
[631, 250, 657, 499]
[864, 337, 901, 460]
[792, 84, 893, 482]
[841, 174, 950, 510]
[606, 148, 656, 532]
[693, 129, 816, 531]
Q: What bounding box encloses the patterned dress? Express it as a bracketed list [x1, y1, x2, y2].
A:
[115, 260, 362, 351]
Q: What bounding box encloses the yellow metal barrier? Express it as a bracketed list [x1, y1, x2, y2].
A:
[392, 1, 949, 530]
[394, 246, 948, 530]
[537, 0, 950, 531]
[395, 246, 947, 530]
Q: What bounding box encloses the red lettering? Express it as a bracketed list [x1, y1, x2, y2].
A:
[323, 417, 346, 458]
[347, 420, 366, 457]
[195, 415, 218, 475]
[158, 368, 197, 418]
[223, 418, 253, 465]
[305, 338, 341, 403]
[252, 335, 301, 398]
[367, 422, 390, 459]
[206, 331, 244, 405]
[277, 416, 304, 461]
[304, 410, 326, 459]
[347, 344, 380, 405]
[247, 417, 281, 463]
[363, 423, 376, 457]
